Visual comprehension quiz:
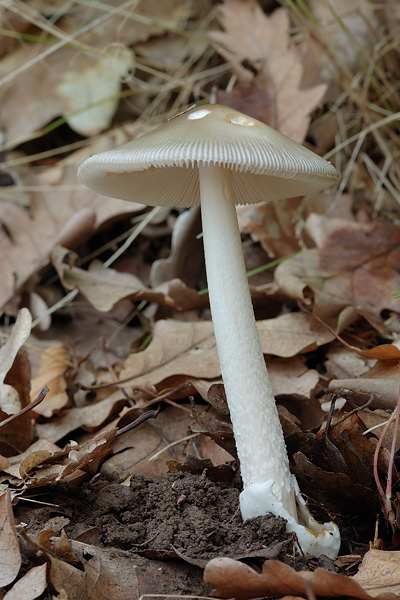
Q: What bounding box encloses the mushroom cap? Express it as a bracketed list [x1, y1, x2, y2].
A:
[78, 104, 338, 207]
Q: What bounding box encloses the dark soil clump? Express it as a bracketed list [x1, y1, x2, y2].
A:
[81, 473, 294, 564]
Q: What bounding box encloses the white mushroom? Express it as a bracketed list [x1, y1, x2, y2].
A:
[78, 104, 341, 558]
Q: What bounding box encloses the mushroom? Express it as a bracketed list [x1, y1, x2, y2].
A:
[78, 104, 340, 558]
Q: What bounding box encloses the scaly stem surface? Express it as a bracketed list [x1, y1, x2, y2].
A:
[198, 163, 297, 520]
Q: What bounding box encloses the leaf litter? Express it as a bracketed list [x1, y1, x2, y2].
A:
[1, 0, 400, 598]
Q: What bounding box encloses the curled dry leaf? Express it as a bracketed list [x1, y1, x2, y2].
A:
[353, 548, 400, 596]
[1, 428, 117, 492]
[1, 348, 32, 455]
[51, 246, 167, 312]
[45, 537, 197, 600]
[204, 554, 399, 600]
[237, 198, 303, 258]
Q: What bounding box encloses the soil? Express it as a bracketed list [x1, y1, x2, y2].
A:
[84, 473, 293, 563]
[15, 472, 308, 597]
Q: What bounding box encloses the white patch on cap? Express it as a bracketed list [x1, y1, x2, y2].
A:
[228, 114, 255, 126]
[187, 108, 212, 120]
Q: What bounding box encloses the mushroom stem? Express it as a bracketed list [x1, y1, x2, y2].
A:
[198, 163, 297, 520]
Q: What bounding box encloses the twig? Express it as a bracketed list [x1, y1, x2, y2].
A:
[372, 390, 399, 529]
[115, 409, 159, 438]
[0, 385, 48, 428]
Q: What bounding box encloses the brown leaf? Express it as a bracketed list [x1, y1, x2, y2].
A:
[51, 247, 167, 312]
[0, 492, 21, 587]
[1, 349, 32, 456]
[0, 308, 31, 413]
[36, 395, 126, 443]
[191, 406, 236, 458]
[30, 344, 70, 418]
[216, 83, 273, 126]
[118, 320, 218, 389]
[203, 557, 308, 600]
[291, 452, 379, 516]
[329, 378, 400, 411]
[268, 356, 319, 399]
[210, 2, 327, 141]
[237, 198, 303, 258]
[0, 1, 193, 143]
[117, 315, 332, 395]
[275, 218, 400, 335]
[102, 405, 194, 480]
[328, 414, 376, 488]
[47, 538, 193, 600]
[353, 549, 400, 596]
[2, 563, 47, 600]
[0, 179, 142, 312]
[204, 556, 391, 600]
[1, 429, 117, 491]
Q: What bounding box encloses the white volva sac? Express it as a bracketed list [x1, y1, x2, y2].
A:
[78, 104, 341, 558]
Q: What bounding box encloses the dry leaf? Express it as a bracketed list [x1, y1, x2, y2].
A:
[0, 492, 21, 587]
[204, 555, 398, 600]
[118, 314, 333, 393]
[309, 0, 378, 74]
[210, 1, 327, 141]
[353, 549, 400, 596]
[275, 217, 400, 334]
[0, 308, 31, 414]
[30, 344, 70, 418]
[329, 378, 400, 411]
[36, 395, 126, 443]
[0, 179, 142, 312]
[3, 563, 47, 600]
[51, 247, 167, 312]
[1, 348, 32, 455]
[237, 198, 303, 258]
[1, 429, 117, 491]
[102, 405, 194, 480]
[0, 0, 194, 144]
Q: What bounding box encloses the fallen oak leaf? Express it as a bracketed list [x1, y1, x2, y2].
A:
[291, 451, 380, 517]
[203, 556, 395, 600]
[210, 2, 327, 141]
[0, 179, 142, 312]
[204, 557, 309, 599]
[117, 314, 333, 392]
[275, 218, 400, 335]
[36, 393, 127, 443]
